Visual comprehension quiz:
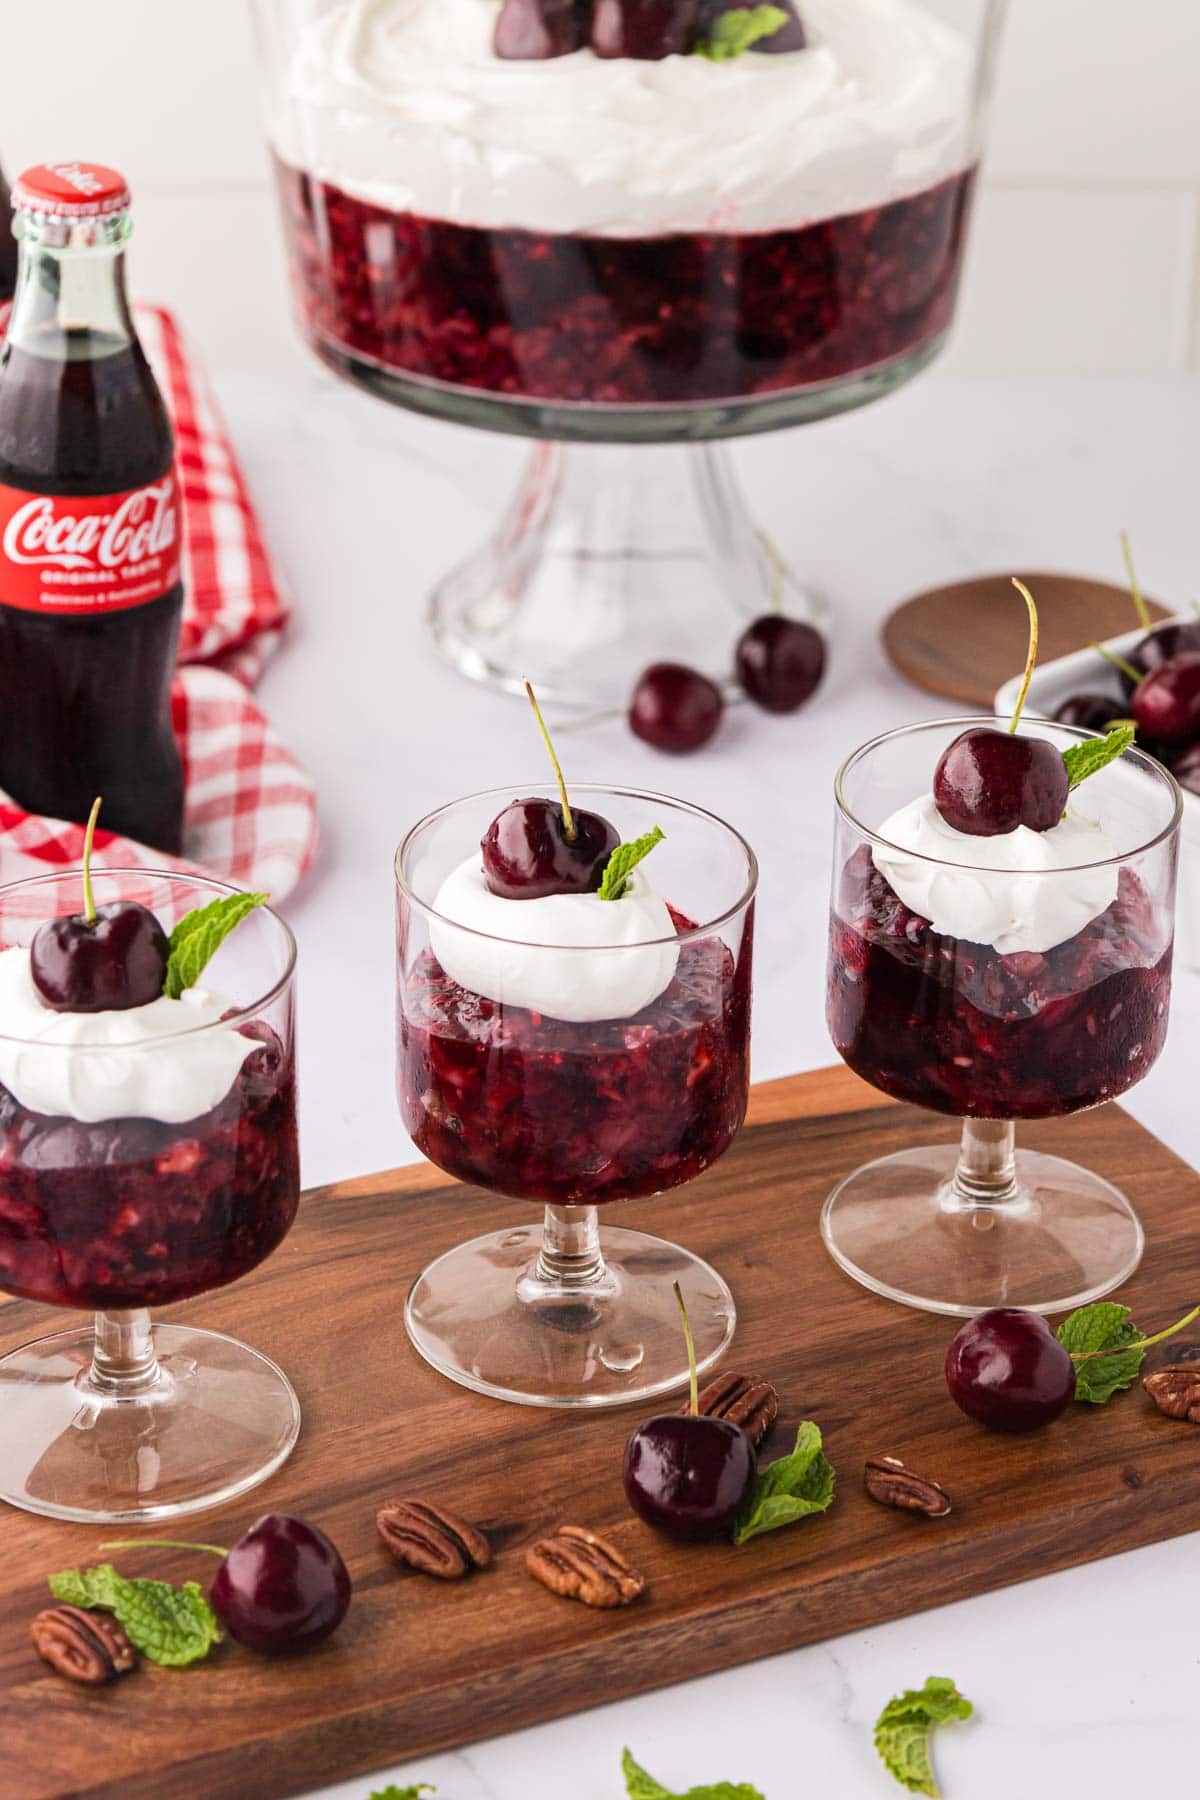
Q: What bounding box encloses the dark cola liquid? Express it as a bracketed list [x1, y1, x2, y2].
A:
[0, 169, 15, 304]
[0, 327, 184, 852]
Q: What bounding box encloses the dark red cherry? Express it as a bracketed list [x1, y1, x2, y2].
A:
[481, 796, 619, 899]
[735, 615, 825, 714]
[1131, 653, 1200, 746]
[933, 727, 1069, 836]
[494, 0, 582, 58]
[945, 1308, 1075, 1433]
[1169, 739, 1200, 796]
[1053, 692, 1124, 734]
[30, 902, 168, 1013]
[630, 663, 723, 754]
[624, 1413, 754, 1540]
[592, 0, 698, 60]
[210, 1514, 351, 1655]
[1124, 620, 1200, 693]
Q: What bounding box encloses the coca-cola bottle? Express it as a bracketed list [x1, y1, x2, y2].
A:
[0, 162, 184, 852]
[0, 162, 16, 313]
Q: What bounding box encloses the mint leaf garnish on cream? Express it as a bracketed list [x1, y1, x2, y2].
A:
[695, 5, 789, 60]
[1061, 723, 1136, 793]
[163, 891, 269, 998]
[598, 827, 665, 901]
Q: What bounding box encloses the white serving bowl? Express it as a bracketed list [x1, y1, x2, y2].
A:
[995, 618, 1198, 968]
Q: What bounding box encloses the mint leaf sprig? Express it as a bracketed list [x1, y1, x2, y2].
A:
[1058, 1298, 1200, 1405]
[622, 1747, 764, 1800]
[695, 4, 788, 59]
[1061, 723, 1136, 793]
[733, 1419, 835, 1545]
[369, 1786, 436, 1799]
[163, 891, 269, 999]
[597, 826, 665, 901]
[874, 1676, 973, 1797]
[48, 1563, 221, 1668]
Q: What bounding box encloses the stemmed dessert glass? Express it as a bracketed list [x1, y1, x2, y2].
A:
[825, 719, 1181, 1316]
[252, 0, 1006, 704]
[0, 870, 299, 1522]
[395, 784, 756, 1406]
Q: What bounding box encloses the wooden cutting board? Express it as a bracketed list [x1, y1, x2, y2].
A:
[4, 1065, 1200, 1800]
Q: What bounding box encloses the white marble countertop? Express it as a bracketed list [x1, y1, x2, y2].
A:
[223, 359, 1199, 1799]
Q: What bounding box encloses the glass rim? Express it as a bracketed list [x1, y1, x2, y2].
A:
[394, 782, 759, 951]
[0, 867, 296, 1051]
[835, 716, 1184, 874]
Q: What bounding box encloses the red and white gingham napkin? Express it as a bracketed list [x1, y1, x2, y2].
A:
[0, 305, 317, 902]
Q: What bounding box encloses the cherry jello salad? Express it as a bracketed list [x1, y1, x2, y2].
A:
[829, 591, 1175, 1122]
[399, 773, 749, 1205]
[0, 810, 297, 1311]
[269, 0, 978, 406]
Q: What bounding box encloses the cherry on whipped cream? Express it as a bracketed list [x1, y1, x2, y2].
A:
[481, 796, 619, 899]
[28, 798, 168, 1012]
[932, 727, 1069, 837]
[494, 0, 582, 60]
[592, 0, 699, 60]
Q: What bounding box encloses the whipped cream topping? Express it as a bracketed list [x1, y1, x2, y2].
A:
[0, 947, 253, 1125]
[873, 795, 1120, 956]
[429, 855, 680, 1021]
[273, 0, 974, 237]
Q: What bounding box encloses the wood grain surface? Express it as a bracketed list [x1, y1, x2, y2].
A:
[881, 572, 1168, 704]
[3, 1066, 1199, 1800]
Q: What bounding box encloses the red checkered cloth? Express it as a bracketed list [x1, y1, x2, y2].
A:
[0, 305, 317, 901]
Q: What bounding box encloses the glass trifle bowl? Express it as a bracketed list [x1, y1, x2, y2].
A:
[396, 784, 756, 1406]
[825, 719, 1181, 1316]
[253, 0, 1006, 703]
[0, 869, 299, 1522]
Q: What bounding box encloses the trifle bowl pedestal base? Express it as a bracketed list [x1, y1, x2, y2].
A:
[405, 1206, 736, 1409]
[0, 1312, 300, 1523]
[428, 440, 825, 708]
[821, 1133, 1144, 1319]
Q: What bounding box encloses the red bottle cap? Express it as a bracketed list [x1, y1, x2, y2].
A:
[11, 162, 131, 221]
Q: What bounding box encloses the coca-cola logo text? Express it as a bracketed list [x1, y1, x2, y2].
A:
[2, 482, 178, 574]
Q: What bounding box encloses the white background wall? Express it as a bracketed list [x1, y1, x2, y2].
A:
[1, 0, 1199, 380]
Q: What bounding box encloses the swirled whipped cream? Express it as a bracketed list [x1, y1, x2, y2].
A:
[273, 0, 974, 237]
[430, 855, 679, 1021]
[873, 796, 1120, 956]
[0, 947, 252, 1124]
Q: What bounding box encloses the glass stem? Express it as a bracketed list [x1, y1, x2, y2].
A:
[87, 1308, 161, 1397]
[952, 1118, 1020, 1208]
[536, 1204, 605, 1288]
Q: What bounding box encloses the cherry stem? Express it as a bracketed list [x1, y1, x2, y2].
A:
[757, 530, 786, 616]
[1007, 579, 1040, 736]
[524, 680, 576, 843]
[1070, 1302, 1200, 1364]
[100, 1537, 228, 1557]
[1121, 531, 1152, 631]
[1091, 641, 1142, 685]
[81, 796, 102, 927]
[673, 1279, 699, 1418]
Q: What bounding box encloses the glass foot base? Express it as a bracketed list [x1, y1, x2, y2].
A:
[821, 1144, 1144, 1318]
[405, 1223, 736, 1409]
[0, 1323, 301, 1523]
[429, 441, 825, 708]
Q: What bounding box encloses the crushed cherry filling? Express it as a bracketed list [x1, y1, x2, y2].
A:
[273, 157, 976, 408]
[398, 921, 751, 1205]
[0, 1023, 299, 1309]
[827, 845, 1172, 1120]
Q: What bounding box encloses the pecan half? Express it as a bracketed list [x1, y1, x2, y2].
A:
[864, 1456, 952, 1518]
[683, 1372, 779, 1449]
[377, 1498, 492, 1579]
[526, 1524, 645, 1609]
[31, 1606, 137, 1685]
[1144, 1364, 1200, 1423]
